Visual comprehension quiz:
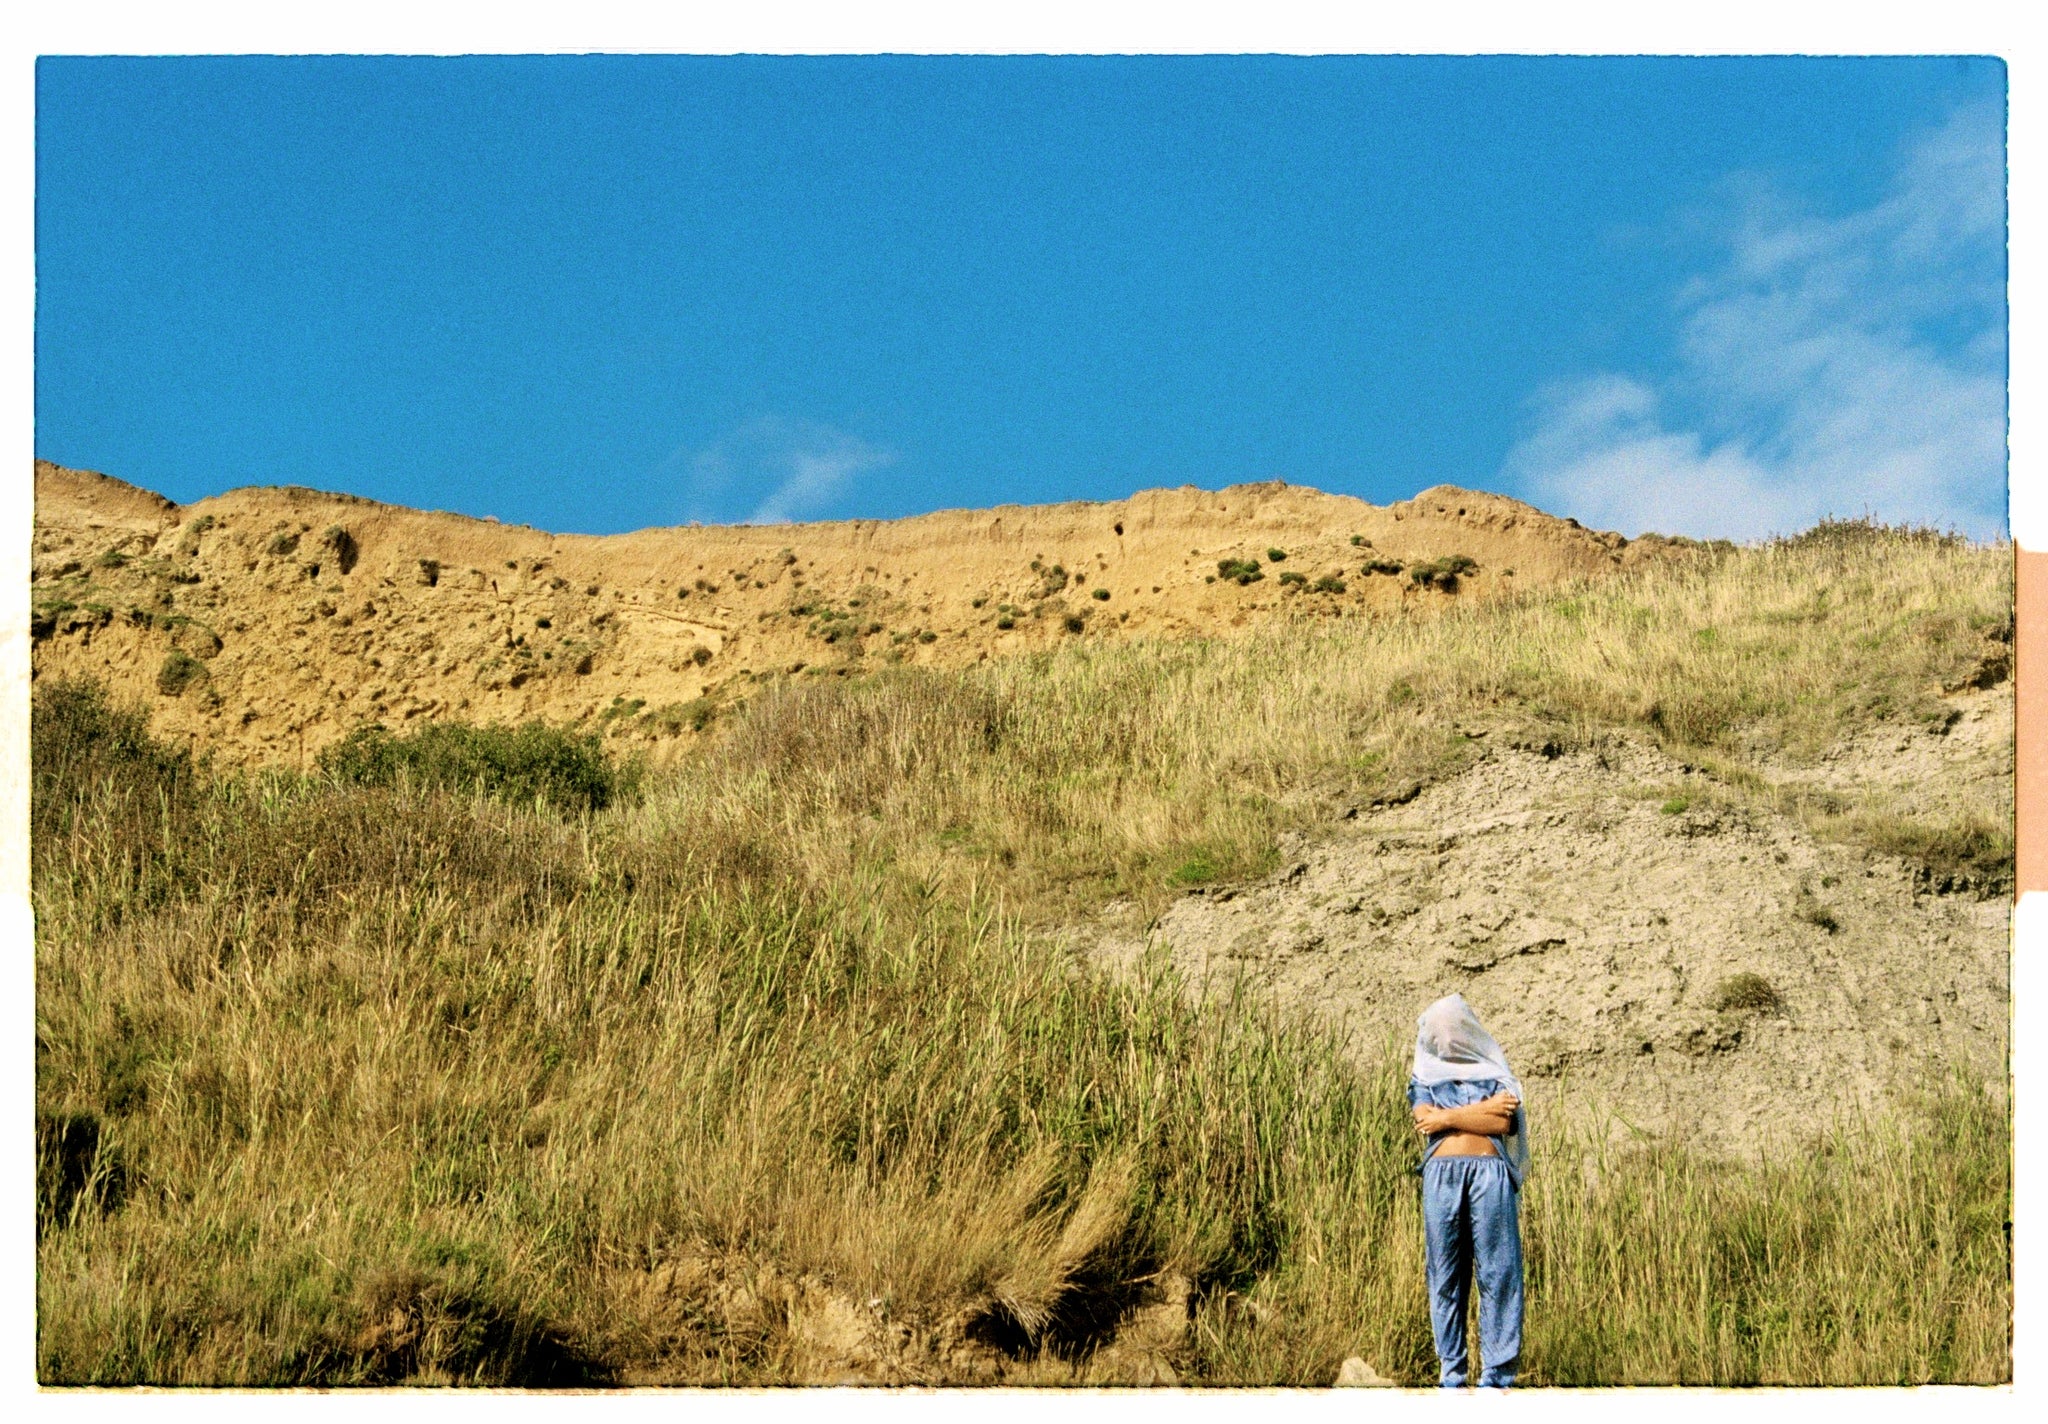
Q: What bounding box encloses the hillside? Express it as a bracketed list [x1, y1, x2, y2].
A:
[30, 460, 1693, 766]
[32, 459, 2013, 1387]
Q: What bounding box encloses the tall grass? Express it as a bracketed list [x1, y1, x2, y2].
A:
[33, 528, 2012, 1385]
[628, 525, 2012, 916]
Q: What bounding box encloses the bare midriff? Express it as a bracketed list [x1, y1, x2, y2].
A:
[1432, 1131, 1502, 1158]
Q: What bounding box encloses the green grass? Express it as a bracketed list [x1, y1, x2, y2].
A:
[31, 523, 2013, 1385]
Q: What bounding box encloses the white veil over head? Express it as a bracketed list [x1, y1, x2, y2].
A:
[1412, 993, 1529, 1183]
[1412, 993, 1521, 1092]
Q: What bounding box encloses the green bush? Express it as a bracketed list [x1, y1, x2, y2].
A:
[1217, 558, 1264, 586]
[32, 679, 195, 850]
[1312, 575, 1346, 594]
[156, 651, 207, 697]
[1409, 555, 1478, 591]
[1091, 587, 1111, 601]
[1277, 571, 1306, 587]
[319, 721, 629, 813]
[1266, 547, 1288, 563]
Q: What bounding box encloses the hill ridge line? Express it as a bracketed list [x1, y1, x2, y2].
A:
[31, 458, 1695, 767]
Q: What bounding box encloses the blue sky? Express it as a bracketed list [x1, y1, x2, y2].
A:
[35, 56, 2007, 541]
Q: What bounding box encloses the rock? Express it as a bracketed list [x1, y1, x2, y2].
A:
[1336, 1356, 1393, 1386]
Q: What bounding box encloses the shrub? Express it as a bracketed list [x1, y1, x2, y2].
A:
[32, 677, 193, 811]
[265, 531, 301, 557]
[1092, 588, 1111, 601]
[96, 549, 129, 569]
[156, 651, 207, 697]
[1278, 571, 1306, 587]
[1712, 972, 1781, 1013]
[1349, 534, 1367, 547]
[996, 616, 1016, 630]
[692, 646, 714, 666]
[1773, 515, 1970, 553]
[1167, 854, 1218, 886]
[319, 721, 629, 813]
[1410, 555, 1479, 591]
[1062, 614, 1087, 634]
[1266, 547, 1288, 563]
[1217, 558, 1264, 586]
[918, 630, 939, 643]
[1660, 796, 1690, 816]
[1363, 558, 1403, 576]
[1312, 575, 1346, 594]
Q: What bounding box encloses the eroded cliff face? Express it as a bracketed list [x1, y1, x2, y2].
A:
[30, 459, 1688, 766]
[1090, 689, 2013, 1155]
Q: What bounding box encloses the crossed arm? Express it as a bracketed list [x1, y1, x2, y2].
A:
[1412, 1091, 1520, 1137]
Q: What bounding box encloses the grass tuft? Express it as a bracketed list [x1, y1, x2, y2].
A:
[1712, 973, 1781, 1014]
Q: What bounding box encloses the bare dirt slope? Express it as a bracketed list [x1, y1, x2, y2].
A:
[31, 459, 1690, 767]
[1091, 688, 2012, 1157]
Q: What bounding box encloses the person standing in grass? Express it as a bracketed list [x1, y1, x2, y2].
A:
[1408, 993, 1528, 1390]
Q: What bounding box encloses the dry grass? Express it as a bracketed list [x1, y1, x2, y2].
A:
[627, 524, 2010, 919]
[33, 526, 2012, 1386]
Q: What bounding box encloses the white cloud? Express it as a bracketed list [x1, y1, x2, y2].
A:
[1503, 100, 2007, 543]
[680, 416, 895, 525]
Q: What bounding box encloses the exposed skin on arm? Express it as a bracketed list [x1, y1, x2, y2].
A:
[1412, 1091, 1519, 1138]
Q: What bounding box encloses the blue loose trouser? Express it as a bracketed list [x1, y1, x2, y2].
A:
[1421, 1153, 1523, 1388]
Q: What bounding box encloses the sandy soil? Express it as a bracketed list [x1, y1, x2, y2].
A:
[1090, 690, 2012, 1158]
[30, 459, 1693, 767]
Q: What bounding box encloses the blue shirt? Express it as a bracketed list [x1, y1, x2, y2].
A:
[1407, 1076, 1526, 1189]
